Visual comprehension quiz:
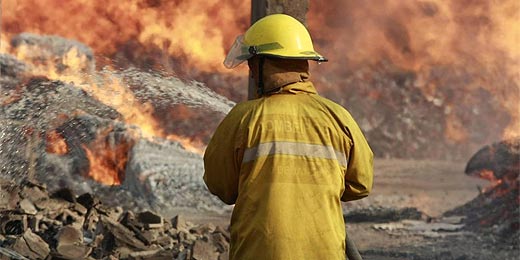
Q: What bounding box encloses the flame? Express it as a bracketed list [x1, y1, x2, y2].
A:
[166, 134, 205, 154]
[82, 144, 128, 185]
[45, 130, 68, 155]
[2, 0, 519, 166]
[1, 29, 206, 185]
[2, 0, 233, 155]
[81, 127, 135, 186]
[1, 0, 249, 73]
[308, 0, 520, 141]
[8, 41, 167, 138]
[87, 74, 164, 139]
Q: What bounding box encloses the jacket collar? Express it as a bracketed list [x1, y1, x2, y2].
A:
[255, 58, 317, 97]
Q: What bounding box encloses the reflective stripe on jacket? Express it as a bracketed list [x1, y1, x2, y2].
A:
[204, 79, 373, 260]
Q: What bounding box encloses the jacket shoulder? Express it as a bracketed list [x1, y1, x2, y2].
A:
[312, 95, 355, 120]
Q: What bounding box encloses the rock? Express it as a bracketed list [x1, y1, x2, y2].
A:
[0, 179, 20, 210]
[137, 211, 164, 229]
[190, 223, 215, 235]
[18, 199, 37, 215]
[465, 138, 520, 179]
[128, 248, 163, 259]
[172, 215, 191, 232]
[211, 232, 229, 253]
[191, 240, 219, 260]
[139, 229, 160, 245]
[446, 139, 520, 246]
[19, 184, 48, 205]
[55, 226, 92, 259]
[218, 251, 229, 260]
[56, 225, 83, 245]
[0, 246, 30, 260]
[73, 202, 88, 215]
[100, 215, 148, 251]
[55, 244, 92, 260]
[0, 180, 233, 260]
[214, 226, 230, 242]
[28, 214, 43, 233]
[77, 193, 100, 209]
[344, 207, 427, 223]
[84, 210, 100, 234]
[1, 214, 27, 235]
[11, 229, 50, 259]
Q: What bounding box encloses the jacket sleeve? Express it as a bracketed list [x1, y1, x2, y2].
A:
[341, 116, 374, 202]
[203, 106, 245, 205]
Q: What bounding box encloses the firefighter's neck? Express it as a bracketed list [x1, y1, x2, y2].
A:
[248, 57, 310, 99]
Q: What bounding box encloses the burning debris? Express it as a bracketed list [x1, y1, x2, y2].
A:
[446, 138, 520, 245]
[1, 2, 519, 259]
[0, 34, 231, 215]
[317, 60, 515, 160]
[2, 0, 519, 161]
[10, 33, 95, 76]
[0, 179, 230, 260]
[308, 0, 519, 155]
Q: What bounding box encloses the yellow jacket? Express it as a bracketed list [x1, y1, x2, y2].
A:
[204, 60, 373, 260]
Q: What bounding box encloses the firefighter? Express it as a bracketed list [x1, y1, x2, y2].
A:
[203, 14, 373, 260]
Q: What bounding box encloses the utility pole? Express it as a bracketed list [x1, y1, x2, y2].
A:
[248, 0, 309, 99]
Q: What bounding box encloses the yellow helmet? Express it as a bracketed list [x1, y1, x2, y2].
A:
[224, 14, 327, 68]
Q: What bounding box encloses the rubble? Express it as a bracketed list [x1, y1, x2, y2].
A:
[0, 53, 230, 216]
[445, 138, 520, 245]
[0, 54, 28, 89]
[319, 61, 512, 161]
[372, 218, 465, 238]
[124, 138, 230, 215]
[344, 206, 427, 223]
[0, 180, 230, 260]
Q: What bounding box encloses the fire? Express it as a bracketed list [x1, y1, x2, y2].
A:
[166, 134, 205, 154]
[45, 130, 68, 155]
[308, 0, 520, 141]
[86, 73, 164, 139]
[2, 0, 519, 182]
[1, 0, 249, 73]
[1, 28, 206, 185]
[81, 135, 132, 186]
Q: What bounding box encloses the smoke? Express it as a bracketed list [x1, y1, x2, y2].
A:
[307, 0, 519, 158]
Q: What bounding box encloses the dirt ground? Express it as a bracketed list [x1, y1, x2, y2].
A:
[179, 158, 518, 260]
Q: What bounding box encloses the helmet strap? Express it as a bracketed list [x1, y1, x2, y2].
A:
[257, 57, 265, 96]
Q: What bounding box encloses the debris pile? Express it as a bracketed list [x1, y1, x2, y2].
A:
[0, 179, 230, 260]
[0, 46, 229, 215]
[344, 206, 427, 223]
[319, 61, 512, 161]
[446, 138, 520, 245]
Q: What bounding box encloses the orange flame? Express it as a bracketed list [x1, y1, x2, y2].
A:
[308, 0, 520, 140]
[45, 130, 68, 155]
[1, 0, 249, 73]
[2, 0, 519, 169]
[1, 28, 206, 185]
[81, 127, 135, 186]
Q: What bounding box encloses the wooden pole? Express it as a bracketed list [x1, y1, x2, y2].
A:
[247, 0, 309, 99]
[248, 0, 267, 100]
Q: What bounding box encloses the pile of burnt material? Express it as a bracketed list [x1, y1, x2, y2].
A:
[318, 61, 512, 161]
[0, 73, 227, 214]
[0, 44, 229, 215]
[446, 138, 519, 245]
[0, 179, 230, 260]
[344, 206, 427, 223]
